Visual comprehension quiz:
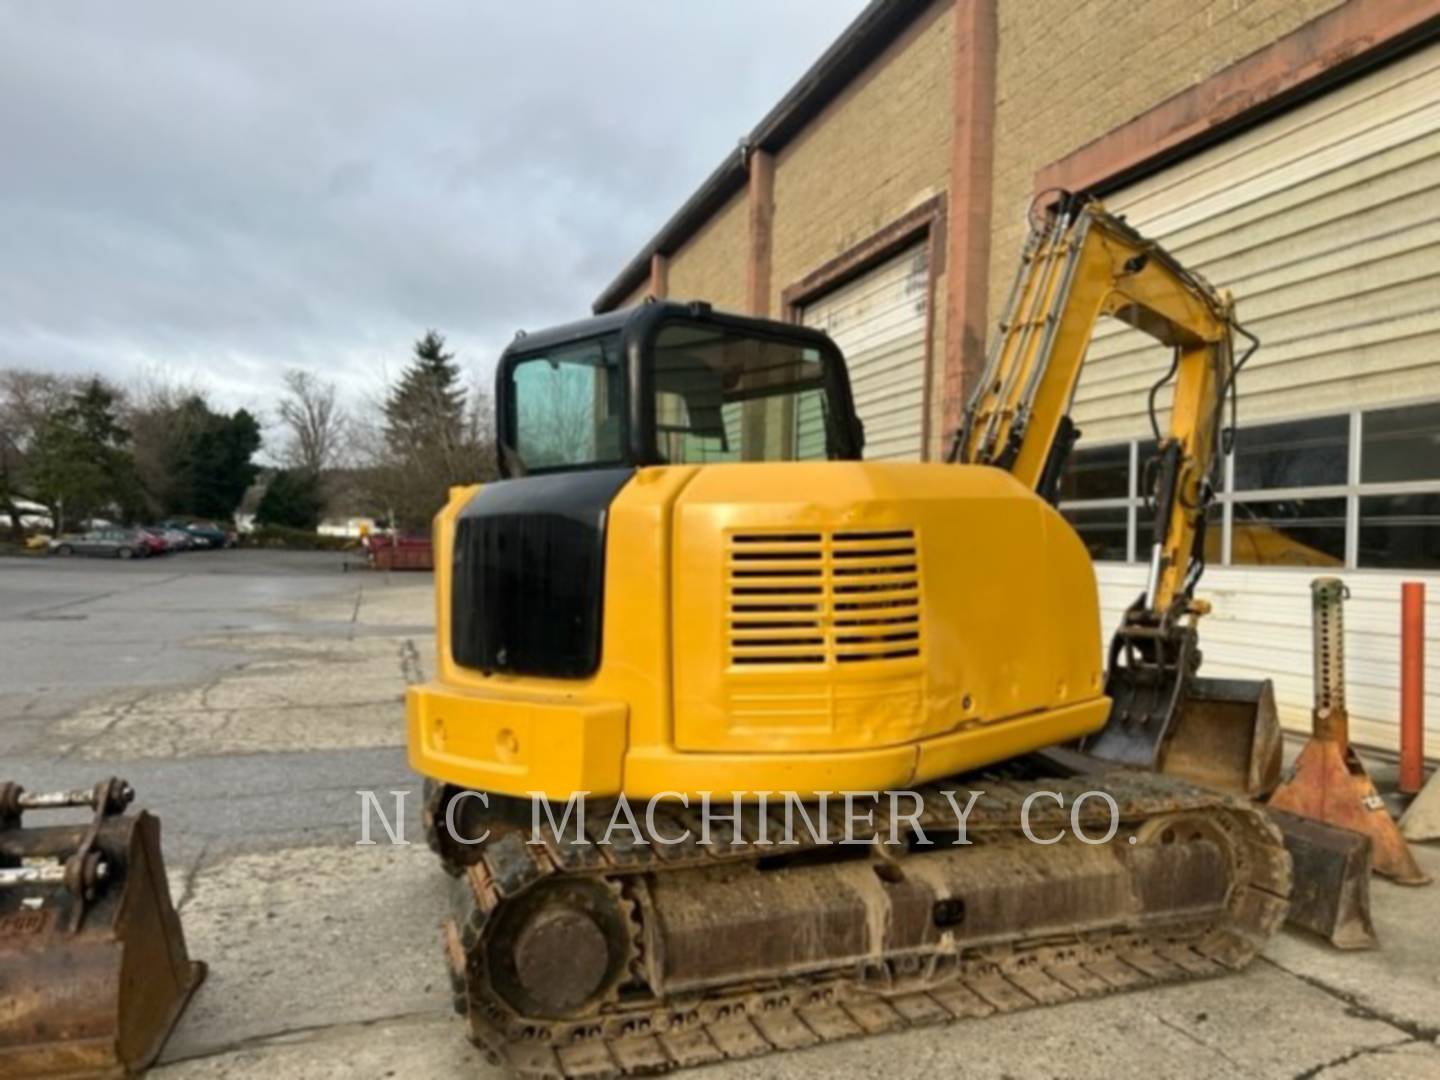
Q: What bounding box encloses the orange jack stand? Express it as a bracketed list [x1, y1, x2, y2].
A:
[1268, 578, 1430, 886]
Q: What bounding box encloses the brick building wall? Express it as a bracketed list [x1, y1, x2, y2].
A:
[986, 0, 1347, 322]
[597, 0, 1422, 449]
[665, 191, 749, 312]
[772, 1, 954, 453]
[769, 0, 953, 303]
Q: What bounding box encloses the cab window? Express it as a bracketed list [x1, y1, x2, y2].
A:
[651, 322, 840, 464]
[506, 333, 623, 471]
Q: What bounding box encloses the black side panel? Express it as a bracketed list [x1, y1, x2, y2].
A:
[451, 469, 634, 679]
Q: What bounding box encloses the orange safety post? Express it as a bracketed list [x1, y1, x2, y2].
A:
[1400, 581, 1426, 796]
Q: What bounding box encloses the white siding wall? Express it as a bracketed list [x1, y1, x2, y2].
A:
[1077, 44, 1440, 440]
[1077, 46, 1440, 754]
[1097, 565, 1439, 754]
[802, 244, 930, 459]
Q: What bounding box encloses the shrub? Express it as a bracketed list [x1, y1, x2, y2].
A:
[241, 525, 357, 551]
[255, 469, 325, 530]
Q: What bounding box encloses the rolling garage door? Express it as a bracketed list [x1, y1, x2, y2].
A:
[801, 243, 929, 459]
[1065, 44, 1440, 751]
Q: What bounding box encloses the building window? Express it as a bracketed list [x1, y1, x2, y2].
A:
[1058, 399, 1440, 572]
[1231, 498, 1346, 568]
[1067, 505, 1130, 563]
[1359, 493, 1440, 569]
[1058, 441, 1129, 502]
[1231, 415, 1348, 491]
[1361, 401, 1440, 484]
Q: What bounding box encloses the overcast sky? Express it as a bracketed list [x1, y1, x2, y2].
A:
[0, 1, 867, 431]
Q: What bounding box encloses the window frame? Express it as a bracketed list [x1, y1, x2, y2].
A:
[1058, 395, 1440, 574]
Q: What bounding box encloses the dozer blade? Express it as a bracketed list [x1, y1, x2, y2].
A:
[1266, 809, 1377, 950]
[0, 779, 206, 1079]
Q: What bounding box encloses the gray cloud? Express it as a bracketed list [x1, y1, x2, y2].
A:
[0, 0, 867, 428]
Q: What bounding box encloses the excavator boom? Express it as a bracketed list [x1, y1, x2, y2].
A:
[955, 194, 1278, 794]
[956, 195, 1232, 621]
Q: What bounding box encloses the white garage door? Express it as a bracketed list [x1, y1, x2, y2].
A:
[1076, 44, 1440, 441]
[1065, 44, 1440, 752]
[801, 243, 929, 460]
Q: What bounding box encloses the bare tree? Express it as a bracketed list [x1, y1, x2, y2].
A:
[123, 368, 209, 516]
[277, 369, 346, 474]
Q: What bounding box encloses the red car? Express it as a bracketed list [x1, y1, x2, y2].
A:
[137, 528, 171, 556]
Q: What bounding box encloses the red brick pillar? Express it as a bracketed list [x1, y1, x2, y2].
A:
[746, 148, 776, 318]
[943, 0, 997, 446]
[648, 252, 669, 301]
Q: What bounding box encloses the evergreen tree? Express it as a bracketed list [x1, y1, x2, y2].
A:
[158, 397, 262, 519]
[31, 378, 138, 529]
[383, 330, 465, 456]
[255, 468, 325, 530]
[370, 330, 492, 529]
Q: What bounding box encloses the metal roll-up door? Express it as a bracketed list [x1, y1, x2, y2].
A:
[801, 243, 930, 460]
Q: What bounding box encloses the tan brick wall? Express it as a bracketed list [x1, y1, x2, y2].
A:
[987, 0, 1347, 321]
[664, 189, 749, 313]
[772, 0, 956, 455]
[617, 281, 650, 309]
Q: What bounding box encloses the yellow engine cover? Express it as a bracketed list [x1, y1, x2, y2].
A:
[407, 462, 1110, 800]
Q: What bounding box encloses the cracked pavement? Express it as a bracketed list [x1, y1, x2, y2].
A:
[2, 550, 1439, 1079]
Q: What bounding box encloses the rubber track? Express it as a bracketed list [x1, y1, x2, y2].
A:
[441, 772, 1290, 1077]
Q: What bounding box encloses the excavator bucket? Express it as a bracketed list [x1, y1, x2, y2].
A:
[1087, 655, 1283, 800]
[1157, 676, 1284, 799]
[0, 778, 206, 1079]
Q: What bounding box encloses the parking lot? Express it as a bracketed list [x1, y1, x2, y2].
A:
[3, 550, 1439, 1079]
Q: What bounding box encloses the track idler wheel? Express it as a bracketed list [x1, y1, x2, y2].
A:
[485, 878, 634, 1019]
[422, 781, 492, 877]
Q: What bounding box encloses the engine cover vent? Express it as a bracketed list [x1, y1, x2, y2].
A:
[726, 529, 921, 667]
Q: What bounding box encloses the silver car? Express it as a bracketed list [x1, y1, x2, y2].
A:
[48, 528, 150, 559]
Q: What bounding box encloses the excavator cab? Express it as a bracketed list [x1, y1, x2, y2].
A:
[498, 303, 864, 477]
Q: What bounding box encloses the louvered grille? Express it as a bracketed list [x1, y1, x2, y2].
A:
[726, 529, 921, 666]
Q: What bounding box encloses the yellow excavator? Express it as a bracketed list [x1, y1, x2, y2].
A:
[407, 193, 1290, 1076]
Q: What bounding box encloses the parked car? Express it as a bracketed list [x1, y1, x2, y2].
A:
[159, 527, 194, 550]
[48, 528, 151, 559]
[136, 528, 172, 556]
[162, 520, 232, 549]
